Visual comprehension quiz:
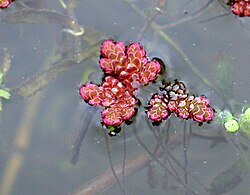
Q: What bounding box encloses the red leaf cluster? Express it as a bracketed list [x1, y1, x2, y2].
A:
[146, 81, 214, 124]
[79, 40, 161, 127]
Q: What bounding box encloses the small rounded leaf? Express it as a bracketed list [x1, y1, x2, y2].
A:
[224, 119, 239, 133]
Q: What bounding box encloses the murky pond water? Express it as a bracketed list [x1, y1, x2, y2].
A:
[0, 0, 250, 195]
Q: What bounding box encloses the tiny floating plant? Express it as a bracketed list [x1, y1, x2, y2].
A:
[79, 40, 161, 136]
[0, 0, 14, 9]
[79, 40, 216, 136]
[215, 107, 250, 135]
[146, 80, 214, 125]
[227, 0, 250, 17]
[216, 110, 239, 133]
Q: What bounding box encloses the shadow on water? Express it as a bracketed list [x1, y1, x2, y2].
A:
[0, 0, 250, 195]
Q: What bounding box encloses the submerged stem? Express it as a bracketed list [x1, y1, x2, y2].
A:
[132, 127, 197, 195]
[103, 129, 126, 195]
[71, 132, 183, 195]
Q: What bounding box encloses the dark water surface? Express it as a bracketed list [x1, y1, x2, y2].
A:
[0, 0, 250, 195]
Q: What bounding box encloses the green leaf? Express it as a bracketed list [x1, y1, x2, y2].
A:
[215, 110, 233, 124]
[0, 72, 3, 85]
[224, 119, 239, 133]
[239, 112, 250, 139]
[0, 89, 11, 99]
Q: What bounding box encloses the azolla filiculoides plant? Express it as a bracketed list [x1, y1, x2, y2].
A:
[146, 80, 214, 125]
[227, 0, 250, 17]
[79, 40, 215, 136]
[79, 40, 162, 135]
[0, 0, 14, 9]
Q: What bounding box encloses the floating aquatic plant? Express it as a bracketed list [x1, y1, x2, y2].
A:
[99, 40, 161, 93]
[215, 107, 250, 134]
[79, 40, 217, 135]
[0, 0, 14, 9]
[228, 0, 250, 17]
[238, 107, 250, 137]
[79, 40, 161, 133]
[80, 76, 137, 126]
[146, 80, 214, 125]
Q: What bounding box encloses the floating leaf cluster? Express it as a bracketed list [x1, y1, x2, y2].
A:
[79, 40, 161, 129]
[0, 0, 14, 9]
[146, 80, 214, 125]
[79, 40, 215, 135]
[216, 108, 250, 134]
[228, 0, 250, 17]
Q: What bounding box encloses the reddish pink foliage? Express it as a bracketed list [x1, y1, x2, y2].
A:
[101, 104, 136, 126]
[146, 94, 169, 122]
[231, 0, 250, 17]
[79, 40, 162, 128]
[167, 96, 195, 119]
[79, 76, 137, 126]
[0, 0, 13, 9]
[80, 40, 215, 129]
[146, 83, 214, 124]
[79, 83, 104, 106]
[189, 96, 214, 123]
[100, 40, 161, 93]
